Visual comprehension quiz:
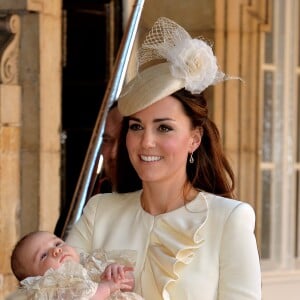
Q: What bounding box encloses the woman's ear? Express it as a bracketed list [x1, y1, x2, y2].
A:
[191, 127, 203, 152]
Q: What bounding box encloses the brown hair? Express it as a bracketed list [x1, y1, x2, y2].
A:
[11, 231, 42, 281]
[116, 89, 235, 198]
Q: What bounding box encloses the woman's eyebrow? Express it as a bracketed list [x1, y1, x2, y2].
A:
[153, 118, 175, 122]
[128, 117, 175, 122]
[128, 116, 140, 122]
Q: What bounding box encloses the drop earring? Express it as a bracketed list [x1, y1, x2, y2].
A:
[189, 152, 194, 164]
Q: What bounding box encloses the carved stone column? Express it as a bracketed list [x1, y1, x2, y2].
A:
[214, 0, 270, 206]
[0, 0, 62, 297]
[0, 13, 21, 299]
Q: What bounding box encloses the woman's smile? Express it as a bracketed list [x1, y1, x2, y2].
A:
[140, 155, 163, 162]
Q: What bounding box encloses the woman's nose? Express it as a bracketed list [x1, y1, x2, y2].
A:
[52, 247, 62, 257]
[141, 130, 155, 148]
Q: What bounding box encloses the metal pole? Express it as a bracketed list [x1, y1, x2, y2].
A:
[61, 0, 145, 238]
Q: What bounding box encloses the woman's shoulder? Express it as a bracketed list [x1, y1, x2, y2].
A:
[84, 190, 142, 212]
[204, 192, 255, 223]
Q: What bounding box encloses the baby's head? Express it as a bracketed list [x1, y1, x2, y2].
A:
[11, 231, 80, 281]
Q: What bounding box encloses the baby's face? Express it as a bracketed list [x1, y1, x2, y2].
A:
[21, 231, 80, 277]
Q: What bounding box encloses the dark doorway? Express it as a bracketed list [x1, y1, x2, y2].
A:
[55, 0, 123, 236]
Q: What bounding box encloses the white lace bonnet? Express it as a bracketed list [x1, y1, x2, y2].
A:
[118, 17, 227, 116]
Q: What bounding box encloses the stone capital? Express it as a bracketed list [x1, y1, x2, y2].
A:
[0, 14, 20, 84]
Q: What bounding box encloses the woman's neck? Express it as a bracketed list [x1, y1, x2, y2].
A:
[141, 181, 198, 215]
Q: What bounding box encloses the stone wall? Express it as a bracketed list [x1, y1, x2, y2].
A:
[0, 1, 62, 298]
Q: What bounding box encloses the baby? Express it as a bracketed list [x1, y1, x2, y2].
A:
[9, 231, 143, 299]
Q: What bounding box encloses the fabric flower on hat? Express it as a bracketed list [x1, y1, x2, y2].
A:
[168, 38, 221, 94]
[138, 17, 227, 95]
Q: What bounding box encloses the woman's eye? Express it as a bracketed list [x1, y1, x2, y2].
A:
[55, 241, 63, 247]
[158, 124, 172, 132]
[129, 123, 142, 131]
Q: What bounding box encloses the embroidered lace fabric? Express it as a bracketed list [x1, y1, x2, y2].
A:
[20, 262, 97, 300]
[81, 249, 137, 283]
[12, 249, 144, 300]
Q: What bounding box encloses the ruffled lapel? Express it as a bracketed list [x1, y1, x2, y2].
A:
[147, 192, 208, 299]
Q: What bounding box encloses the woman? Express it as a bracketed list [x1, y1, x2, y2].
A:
[67, 17, 261, 299]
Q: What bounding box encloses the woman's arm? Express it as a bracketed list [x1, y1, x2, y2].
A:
[218, 203, 261, 300]
[66, 195, 99, 252]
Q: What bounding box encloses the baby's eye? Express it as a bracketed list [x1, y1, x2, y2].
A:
[129, 123, 143, 131]
[55, 241, 63, 247]
[158, 124, 172, 132]
[41, 253, 47, 261]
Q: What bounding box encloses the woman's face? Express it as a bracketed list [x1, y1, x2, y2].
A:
[126, 96, 201, 184]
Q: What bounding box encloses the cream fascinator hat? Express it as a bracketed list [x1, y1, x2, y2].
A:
[118, 17, 228, 116]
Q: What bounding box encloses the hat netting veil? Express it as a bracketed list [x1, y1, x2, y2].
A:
[137, 17, 227, 94]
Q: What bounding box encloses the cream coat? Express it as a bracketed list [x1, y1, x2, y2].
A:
[67, 191, 261, 300]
